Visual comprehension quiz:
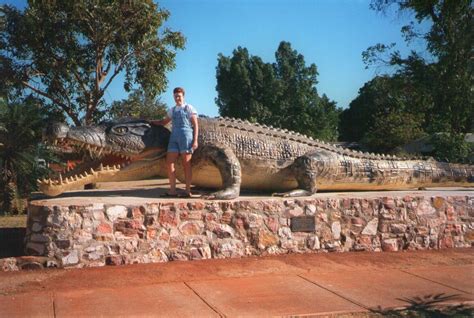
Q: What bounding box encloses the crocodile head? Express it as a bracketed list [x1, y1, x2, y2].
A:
[40, 119, 170, 196]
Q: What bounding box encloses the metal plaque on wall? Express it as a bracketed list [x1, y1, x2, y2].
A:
[290, 216, 315, 232]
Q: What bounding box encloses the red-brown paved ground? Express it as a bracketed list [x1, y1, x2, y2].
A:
[0, 249, 473, 317]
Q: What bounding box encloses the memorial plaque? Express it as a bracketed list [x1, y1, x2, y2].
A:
[290, 216, 315, 232]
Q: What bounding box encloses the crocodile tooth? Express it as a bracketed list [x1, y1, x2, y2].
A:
[37, 178, 42, 184]
[99, 163, 104, 170]
[59, 173, 63, 183]
[90, 168, 95, 174]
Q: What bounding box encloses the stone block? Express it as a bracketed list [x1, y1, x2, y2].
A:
[31, 222, 43, 233]
[331, 221, 341, 240]
[131, 206, 146, 219]
[114, 219, 145, 238]
[285, 206, 304, 218]
[1, 258, 19, 271]
[382, 238, 399, 252]
[105, 205, 128, 222]
[220, 210, 234, 224]
[432, 197, 445, 209]
[206, 222, 235, 239]
[306, 235, 320, 250]
[416, 200, 436, 216]
[378, 222, 390, 233]
[180, 210, 203, 221]
[30, 234, 51, 243]
[390, 223, 408, 234]
[383, 197, 396, 210]
[211, 239, 245, 258]
[257, 230, 279, 250]
[106, 255, 124, 266]
[188, 201, 206, 210]
[26, 242, 45, 256]
[351, 217, 365, 227]
[145, 203, 160, 215]
[445, 206, 456, 221]
[264, 216, 279, 233]
[362, 218, 378, 235]
[204, 212, 218, 222]
[54, 239, 71, 249]
[96, 222, 113, 234]
[354, 235, 372, 251]
[179, 221, 204, 236]
[439, 236, 454, 249]
[305, 204, 317, 216]
[159, 207, 178, 227]
[61, 250, 80, 266]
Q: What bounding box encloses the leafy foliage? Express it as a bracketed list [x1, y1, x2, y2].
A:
[0, 97, 56, 214]
[108, 89, 168, 121]
[216, 42, 341, 141]
[343, 0, 473, 161]
[0, 0, 185, 125]
[339, 75, 426, 152]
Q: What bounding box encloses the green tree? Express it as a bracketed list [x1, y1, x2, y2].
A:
[362, 0, 473, 161]
[317, 94, 342, 141]
[339, 75, 426, 152]
[216, 41, 340, 141]
[216, 47, 276, 124]
[108, 89, 168, 121]
[0, 97, 55, 214]
[0, 0, 185, 126]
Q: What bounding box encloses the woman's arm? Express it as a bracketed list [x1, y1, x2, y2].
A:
[191, 115, 199, 150]
[150, 117, 171, 126]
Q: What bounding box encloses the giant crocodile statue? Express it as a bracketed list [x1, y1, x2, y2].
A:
[39, 117, 473, 199]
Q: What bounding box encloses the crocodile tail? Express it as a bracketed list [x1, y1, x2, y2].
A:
[431, 161, 474, 185]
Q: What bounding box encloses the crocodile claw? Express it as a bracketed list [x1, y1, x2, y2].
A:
[272, 189, 314, 197]
[202, 188, 239, 200]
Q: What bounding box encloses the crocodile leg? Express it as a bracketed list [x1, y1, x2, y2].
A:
[274, 153, 322, 197]
[194, 144, 241, 200]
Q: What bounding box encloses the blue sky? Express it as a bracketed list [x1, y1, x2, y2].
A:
[2, 0, 420, 117]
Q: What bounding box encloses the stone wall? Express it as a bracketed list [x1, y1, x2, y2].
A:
[22, 194, 473, 269]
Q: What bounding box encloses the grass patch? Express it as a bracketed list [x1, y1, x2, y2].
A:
[0, 215, 27, 228]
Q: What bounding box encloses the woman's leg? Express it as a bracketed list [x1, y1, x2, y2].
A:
[167, 152, 179, 194]
[181, 153, 193, 194]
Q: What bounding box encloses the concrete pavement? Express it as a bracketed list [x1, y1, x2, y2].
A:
[0, 248, 473, 317]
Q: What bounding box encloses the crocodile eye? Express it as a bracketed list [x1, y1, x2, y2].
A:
[113, 126, 129, 134]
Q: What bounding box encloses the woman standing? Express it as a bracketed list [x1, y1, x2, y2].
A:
[151, 87, 198, 197]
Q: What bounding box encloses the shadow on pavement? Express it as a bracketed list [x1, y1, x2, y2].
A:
[372, 293, 473, 317]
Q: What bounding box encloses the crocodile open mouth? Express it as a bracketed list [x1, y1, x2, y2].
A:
[38, 137, 136, 196]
